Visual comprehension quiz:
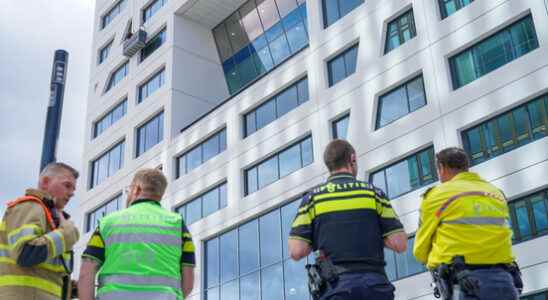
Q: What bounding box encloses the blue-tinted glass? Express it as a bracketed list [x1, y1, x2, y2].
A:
[407, 77, 426, 112]
[261, 263, 284, 300]
[284, 259, 309, 300]
[477, 32, 514, 75]
[219, 183, 228, 208]
[286, 22, 308, 53]
[240, 272, 260, 300]
[531, 194, 548, 232]
[145, 116, 159, 151]
[485, 121, 501, 155]
[225, 62, 241, 94]
[256, 100, 277, 129]
[339, 0, 364, 18]
[269, 34, 291, 65]
[220, 129, 227, 151]
[177, 155, 186, 177]
[344, 45, 358, 75]
[238, 53, 259, 86]
[239, 220, 260, 274]
[221, 280, 238, 300]
[260, 210, 282, 266]
[371, 171, 387, 195]
[203, 134, 221, 161]
[407, 156, 420, 189]
[406, 238, 426, 276]
[418, 149, 435, 183]
[510, 17, 539, 57]
[245, 112, 257, 136]
[137, 126, 146, 156]
[297, 78, 309, 103]
[246, 167, 258, 194]
[528, 99, 547, 139]
[301, 137, 313, 166]
[203, 188, 220, 217]
[378, 86, 407, 128]
[451, 50, 477, 88]
[323, 0, 340, 27]
[516, 202, 532, 239]
[282, 199, 301, 258]
[276, 86, 299, 117]
[254, 45, 274, 73]
[333, 115, 349, 139]
[497, 113, 515, 150]
[279, 144, 301, 177]
[221, 230, 238, 283]
[386, 159, 413, 198]
[281, 5, 301, 28]
[384, 248, 396, 281]
[186, 199, 201, 224]
[108, 143, 122, 176]
[206, 287, 220, 300]
[186, 147, 202, 172]
[258, 157, 279, 188]
[328, 55, 346, 86]
[258, 0, 281, 31]
[206, 238, 220, 288]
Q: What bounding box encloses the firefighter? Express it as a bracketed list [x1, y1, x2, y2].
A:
[0, 162, 80, 300]
[78, 168, 195, 300]
[413, 147, 521, 300]
[288, 139, 407, 300]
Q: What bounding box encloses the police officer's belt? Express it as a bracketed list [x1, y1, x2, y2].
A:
[333, 262, 385, 275]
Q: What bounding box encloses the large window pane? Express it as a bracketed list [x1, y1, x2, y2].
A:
[281, 199, 301, 258]
[279, 144, 301, 177]
[328, 55, 346, 86]
[186, 199, 201, 225]
[384, 10, 416, 53]
[226, 12, 249, 53]
[284, 259, 308, 300]
[240, 272, 260, 300]
[377, 86, 407, 128]
[344, 45, 358, 75]
[240, 1, 263, 42]
[206, 238, 220, 288]
[407, 77, 426, 111]
[246, 167, 258, 194]
[515, 201, 532, 240]
[257, 0, 281, 30]
[221, 280, 238, 300]
[258, 158, 279, 188]
[301, 137, 313, 166]
[261, 263, 284, 300]
[221, 230, 238, 283]
[323, 0, 363, 27]
[239, 220, 260, 274]
[333, 114, 349, 139]
[256, 100, 277, 129]
[276, 86, 299, 117]
[260, 210, 282, 266]
[203, 189, 220, 217]
[531, 194, 548, 232]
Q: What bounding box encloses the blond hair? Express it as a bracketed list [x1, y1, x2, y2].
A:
[132, 168, 167, 199]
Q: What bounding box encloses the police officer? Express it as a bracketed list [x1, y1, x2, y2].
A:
[0, 162, 80, 300]
[78, 168, 195, 300]
[413, 147, 520, 300]
[288, 139, 407, 300]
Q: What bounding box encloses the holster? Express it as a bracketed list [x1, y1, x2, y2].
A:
[508, 261, 523, 294]
[306, 255, 340, 300]
[432, 264, 453, 300]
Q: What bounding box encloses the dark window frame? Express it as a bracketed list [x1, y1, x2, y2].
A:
[176, 127, 227, 178]
[174, 181, 228, 225]
[105, 61, 129, 92]
[331, 113, 350, 139]
[136, 111, 164, 157]
[327, 43, 359, 87]
[98, 39, 113, 65]
[142, 0, 168, 23]
[93, 98, 128, 139]
[508, 187, 548, 244]
[89, 140, 125, 189]
[439, 0, 474, 19]
[101, 0, 127, 30]
[322, 0, 365, 28]
[140, 27, 167, 62]
[384, 9, 416, 54]
[86, 193, 123, 232]
[137, 67, 166, 103]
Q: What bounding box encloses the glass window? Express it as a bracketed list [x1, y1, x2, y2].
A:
[384, 10, 416, 54]
[244, 77, 308, 137]
[376, 75, 427, 128]
[332, 114, 349, 139]
[141, 28, 166, 62]
[245, 136, 313, 195]
[370, 147, 437, 199]
[509, 189, 548, 243]
[176, 128, 227, 177]
[322, 0, 364, 27]
[93, 99, 127, 138]
[106, 61, 129, 92]
[462, 94, 547, 165]
[138, 68, 165, 103]
[328, 44, 359, 86]
[205, 198, 309, 299]
[90, 141, 125, 189]
[143, 0, 167, 23]
[439, 0, 474, 19]
[384, 236, 427, 281]
[214, 0, 308, 95]
[175, 182, 227, 225]
[136, 111, 163, 157]
[98, 40, 112, 64]
[101, 0, 127, 29]
[86, 193, 123, 232]
[450, 15, 539, 89]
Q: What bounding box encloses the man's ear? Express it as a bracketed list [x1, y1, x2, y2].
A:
[39, 176, 50, 190]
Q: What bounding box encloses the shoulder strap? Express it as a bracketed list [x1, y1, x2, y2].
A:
[7, 196, 57, 229]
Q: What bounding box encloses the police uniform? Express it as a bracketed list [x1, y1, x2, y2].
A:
[82, 199, 195, 300]
[413, 172, 518, 299]
[289, 173, 404, 300]
[0, 189, 79, 300]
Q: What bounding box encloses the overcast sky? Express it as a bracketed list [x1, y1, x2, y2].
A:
[0, 0, 95, 225]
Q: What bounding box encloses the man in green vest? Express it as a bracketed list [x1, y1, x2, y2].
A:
[78, 168, 195, 300]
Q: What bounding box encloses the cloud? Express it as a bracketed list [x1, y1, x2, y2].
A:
[0, 0, 95, 225]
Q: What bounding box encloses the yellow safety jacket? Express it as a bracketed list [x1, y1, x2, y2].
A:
[0, 189, 79, 300]
[413, 172, 514, 269]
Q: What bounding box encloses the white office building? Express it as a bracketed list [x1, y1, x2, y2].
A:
[79, 0, 548, 298]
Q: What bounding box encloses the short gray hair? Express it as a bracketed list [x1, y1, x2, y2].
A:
[132, 168, 167, 198]
[40, 162, 79, 179]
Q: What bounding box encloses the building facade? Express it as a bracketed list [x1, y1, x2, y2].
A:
[80, 0, 548, 299]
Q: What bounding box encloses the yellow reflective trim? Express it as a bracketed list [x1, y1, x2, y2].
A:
[315, 198, 376, 216]
[183, 232, 192, 239]
[0, 275, 61, 297]
[377, 197, 391, 206]
[88, 234, 105, 248]
[292, 214, 312, 227]
[313, 190, 375, 201]
[0, 257, 65, 273]
[7, 224, 42, 239]
[0, 244, 9, 250]
[380, 207, 397, 218]
[183, 241, 195, 252]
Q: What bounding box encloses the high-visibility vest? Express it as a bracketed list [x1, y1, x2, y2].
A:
[97, 201, 183, 300]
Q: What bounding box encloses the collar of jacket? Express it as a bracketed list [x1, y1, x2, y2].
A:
[131, 199, 161, 207]
[328, 172, 355, 181]
[449, 171, 482, 182]
[24, 188, 71, 219]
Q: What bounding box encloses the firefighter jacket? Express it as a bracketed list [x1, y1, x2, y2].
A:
[0, 189, 79, 300]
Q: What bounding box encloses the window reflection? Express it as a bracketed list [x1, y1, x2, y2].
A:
[508, 189, 548, 243]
